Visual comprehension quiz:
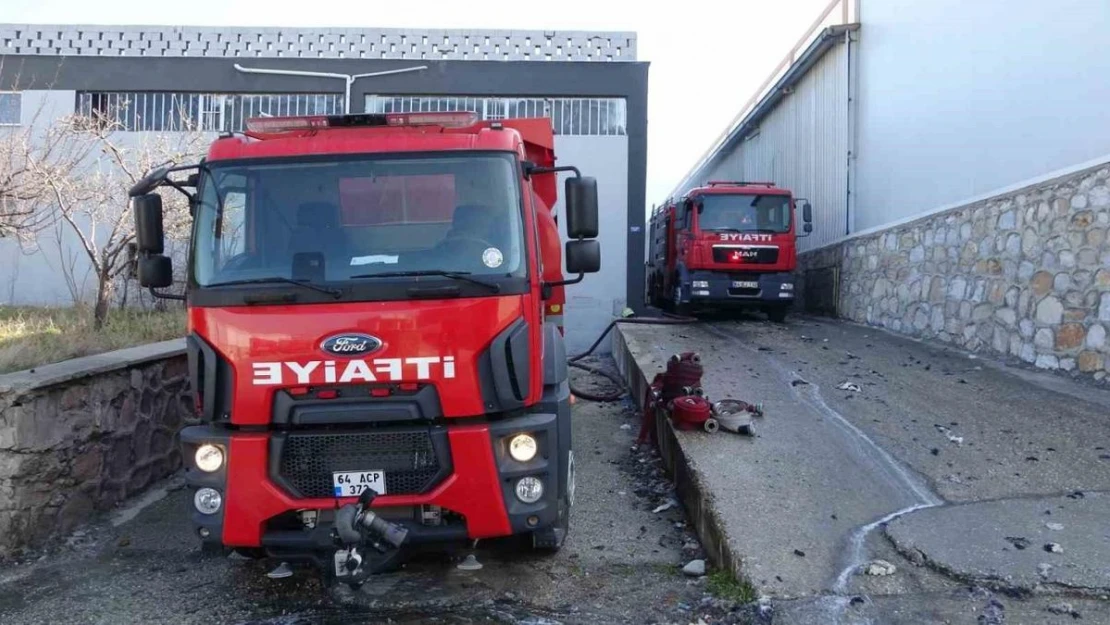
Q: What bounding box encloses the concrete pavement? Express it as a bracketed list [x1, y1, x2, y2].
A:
[615, 313, 1110, 622]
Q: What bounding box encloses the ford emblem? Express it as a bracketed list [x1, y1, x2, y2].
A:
[320, 333, 383, 358]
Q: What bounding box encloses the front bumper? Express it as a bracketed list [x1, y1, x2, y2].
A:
[180, 410, 562, 553]
[684, 271, 795, 304]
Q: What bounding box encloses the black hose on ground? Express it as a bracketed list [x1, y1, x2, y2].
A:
[567, 312, 699, 402]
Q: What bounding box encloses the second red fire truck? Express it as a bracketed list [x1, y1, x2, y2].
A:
[646, 180, 812, 320]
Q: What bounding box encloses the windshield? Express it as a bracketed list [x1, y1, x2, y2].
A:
[192, 153, 526, 288]
[696, 193, 792, 233]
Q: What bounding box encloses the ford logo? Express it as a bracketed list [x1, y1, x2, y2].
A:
[319, 333, 383, 358]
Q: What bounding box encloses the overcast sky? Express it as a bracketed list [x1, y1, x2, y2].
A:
[1, 0, 832, 206]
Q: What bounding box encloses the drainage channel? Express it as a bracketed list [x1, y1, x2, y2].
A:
[700, 322, 946, 620]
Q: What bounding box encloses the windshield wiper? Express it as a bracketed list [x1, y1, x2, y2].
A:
[349, 270, 501, 293]
[207, 277, 342, 298]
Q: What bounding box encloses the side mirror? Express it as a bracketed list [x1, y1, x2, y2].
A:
[565, 177, 599, 239]
[565, 239, 601, 274]
[138, 255, 174, 288]
[133, 194, 165, 254]
[802, 201, 813, 224]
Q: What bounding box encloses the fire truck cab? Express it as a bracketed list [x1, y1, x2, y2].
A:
[129, 111, 601, 585]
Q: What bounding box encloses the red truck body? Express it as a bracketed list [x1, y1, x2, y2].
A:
[646, 180, 810, 320]
[130, 112, 599, 581]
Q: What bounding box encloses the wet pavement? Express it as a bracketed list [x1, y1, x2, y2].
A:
[0, 370, 740, 625]
[617, 312, 1110, 624]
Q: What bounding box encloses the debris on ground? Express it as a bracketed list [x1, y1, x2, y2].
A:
[620, 423, 632, 430]
[1037, 563, 1053, 578]
[935, 424, 964, 445]
[978, 597, 1006, 625]
[1045, 522, 1064, 531]
[1044, 542, 1063, 553]
[1004, 536, 1030, 550]
[793, 549, 806, 557]
[1048, 601, 1080, 617]
[653, 501, 677, 514]
[791, 379, 809, 386]
[837, 382, 862, 392]
[863, 559, 897, 576]
[682, 559, 706, 577]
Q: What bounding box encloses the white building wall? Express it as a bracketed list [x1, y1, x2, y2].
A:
[550, 136, 629, 354]
[1, 89, 211, 306]
[853, 0, 1110, 231]
[704, 40, 852, 252]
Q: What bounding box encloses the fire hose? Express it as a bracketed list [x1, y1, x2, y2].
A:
[567, 312, 698, 402]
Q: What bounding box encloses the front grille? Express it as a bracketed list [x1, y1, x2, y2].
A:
[276, 429, 447, 498]
[712, 246, 779, 264]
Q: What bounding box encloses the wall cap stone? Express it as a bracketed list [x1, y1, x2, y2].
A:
[0, 339, 186, 397]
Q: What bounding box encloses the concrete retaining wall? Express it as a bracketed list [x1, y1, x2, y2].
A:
[797, 161, 1110, 381]
[0, 340, 191, 557]
[611, 327, 740, 578]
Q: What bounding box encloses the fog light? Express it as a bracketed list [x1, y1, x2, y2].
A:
[194, 488, 222, 515]
[693, 289, 710, 296]
[198, 527, 210, 538]
[692, 280, 709, 288]
[781, 283, 794, 291]
[194, 444, 224, 473]
[515, 477, 544, 503]
[508, 434, 538, 462]
[527, 515, 539, 527]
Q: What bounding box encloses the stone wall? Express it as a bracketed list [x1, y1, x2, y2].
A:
[797, 161, 1110, 381]
[0, 340, 191, 557]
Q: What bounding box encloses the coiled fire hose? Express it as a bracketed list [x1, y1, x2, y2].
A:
[567, 312, 698, 402]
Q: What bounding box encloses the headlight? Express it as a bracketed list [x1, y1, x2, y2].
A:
[194, 488, 222, 515]
[781, 283, 794, 291]
[194, 444, 224, 473]
[692, 280, 709, 288]
[515, 477, 544, 503]
[508, 434, 538, 462]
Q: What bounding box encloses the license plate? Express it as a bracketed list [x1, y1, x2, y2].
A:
[732, 281, 759, 289]
[332, 471, 386, 498]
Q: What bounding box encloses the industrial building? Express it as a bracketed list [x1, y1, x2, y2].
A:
[662, 0, 1110, 379]
[0, 24, 648, 352]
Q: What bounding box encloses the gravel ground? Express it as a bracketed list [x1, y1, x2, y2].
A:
[0, 360, 749, 625]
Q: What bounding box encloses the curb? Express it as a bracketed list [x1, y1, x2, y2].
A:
[611, 325, 742, 579]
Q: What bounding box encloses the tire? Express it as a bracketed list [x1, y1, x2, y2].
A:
[766, 306, 788, 323]
[231, 547, 267, 560]
[532, 450, 573, 553]
[672, 284, 690, 317]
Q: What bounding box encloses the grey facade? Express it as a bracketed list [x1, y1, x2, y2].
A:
[0, 25, 648, 353]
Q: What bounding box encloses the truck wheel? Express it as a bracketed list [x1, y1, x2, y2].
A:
[532, 450, 573, 553]
[766, 306, 788, 323]
[672, 284, 690, 316]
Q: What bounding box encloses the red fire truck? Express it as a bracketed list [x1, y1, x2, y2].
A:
[129, 111, 600, 585]
[646, 180, 811, 321]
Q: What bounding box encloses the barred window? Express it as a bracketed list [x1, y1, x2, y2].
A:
[365, 95, 627, 136]
[75, 92, 345, 132]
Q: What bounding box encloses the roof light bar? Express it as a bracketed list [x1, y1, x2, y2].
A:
[385, 112, 479, 127]
[244, 111, 480, 134]
[706, 180, 776, 187]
